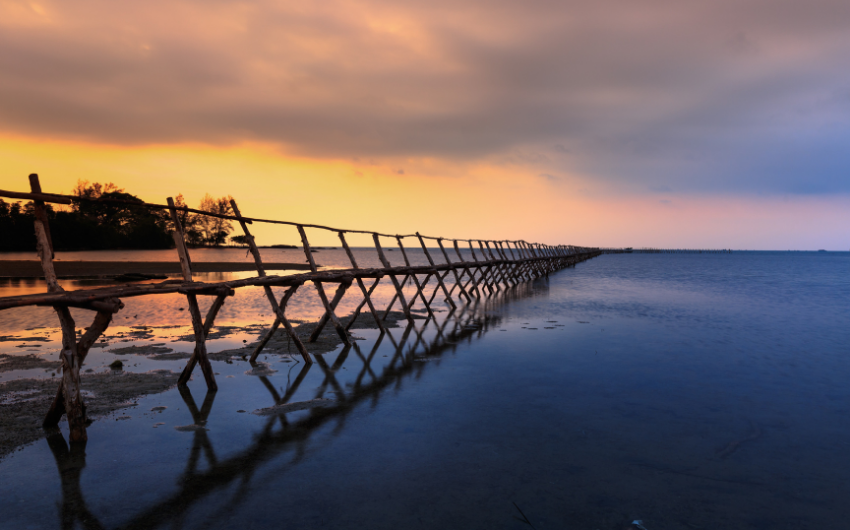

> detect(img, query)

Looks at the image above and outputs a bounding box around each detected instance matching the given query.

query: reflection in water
[44,280,548,530]
[45,432,104,530]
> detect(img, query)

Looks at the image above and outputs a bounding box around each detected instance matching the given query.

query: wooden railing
[0,174,601,441]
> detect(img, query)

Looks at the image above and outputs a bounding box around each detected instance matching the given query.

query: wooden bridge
[43,284,546,530]
[0,174,601,442]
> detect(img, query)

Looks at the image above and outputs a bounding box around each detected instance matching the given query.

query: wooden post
[296,225,351,346]
[230,199,311,363]
[416,233,457,309]
[308,279,352,341]
[467,240,493,294]
[478,240,501,292]
[484,241,509,288]
[30,175,86,441]
[494,241,516,287]
[178,289,229,385]
[345,278,382,332]
[373,233,415,324]
[453,240,481,297]
[54,306,86,441]
[43,302,122,428]
[437,239,471,302]
[167,197,217,391]
[339,231,385,332]
[29,175,60,293]
[395,236,435,319]
[496,241,519,287]
[381,273,413,320]
[251,284,310,363]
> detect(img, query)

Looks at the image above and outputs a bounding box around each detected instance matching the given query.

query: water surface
[1,252,849,529]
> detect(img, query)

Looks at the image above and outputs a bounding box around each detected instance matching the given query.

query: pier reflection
[44,279,549,530]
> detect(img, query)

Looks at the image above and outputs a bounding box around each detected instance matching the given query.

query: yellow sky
[3,134,846,249]
[2,0,850,249]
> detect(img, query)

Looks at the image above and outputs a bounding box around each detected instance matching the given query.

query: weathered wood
[252,285,309,363]
[467,241,493,295]
[345,278,382,331]
[453,240,482,298]
[179,291,229,385]
[416,233,456,309]
[168,197,217,390]
[478,241,501,292]
[3,177,600,454]
[30,176,60,292]
[0,187,72,204]
[373,233,415,324]
[395,236,434,319]
[309,279,352,341]
[170,226,193,280]
[232,200,310,362]
[230,199,265,276]
[338,232,385,332]
[43,307,118,428]
[297,225,351,346]
[54,306,86,441]
[29,175,55,260]
[438,239,471,302]
[179,293,218,391]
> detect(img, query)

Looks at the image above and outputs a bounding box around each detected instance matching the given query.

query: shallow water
[1,252,849,529]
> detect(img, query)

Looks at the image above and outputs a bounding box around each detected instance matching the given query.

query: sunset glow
[2,0,849,248]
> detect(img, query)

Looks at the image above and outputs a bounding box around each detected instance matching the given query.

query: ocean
[1,251,848,529]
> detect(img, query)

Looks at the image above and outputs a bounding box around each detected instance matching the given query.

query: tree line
[0,181,239,252]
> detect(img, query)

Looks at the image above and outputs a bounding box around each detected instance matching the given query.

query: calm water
[1,252,849,529]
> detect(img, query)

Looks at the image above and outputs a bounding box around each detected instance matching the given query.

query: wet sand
[0,311,418,460]
[0,370,181,460]
[0,260,312,278]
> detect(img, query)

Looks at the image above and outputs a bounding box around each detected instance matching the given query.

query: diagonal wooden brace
[297,225,351,346]
[309,279,352,342]
[254,284,311,363]
[178,288,231,387]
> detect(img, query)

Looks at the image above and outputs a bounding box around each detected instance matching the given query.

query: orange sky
[2,0,849,249]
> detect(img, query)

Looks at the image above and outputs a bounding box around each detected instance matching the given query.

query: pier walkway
[0,174,600,441]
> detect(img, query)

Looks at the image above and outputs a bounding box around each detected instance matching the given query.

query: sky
[1,0,849,249]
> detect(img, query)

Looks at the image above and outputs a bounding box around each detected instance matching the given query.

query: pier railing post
[168,197,217,391]
[230,200,311,363]
[29,175,85,441]
[296,225,351,346]
[437,238,472,302]
[339,231,385,333]
[373,233,415,324]
[395,236,435,318]
[416,233,457,309]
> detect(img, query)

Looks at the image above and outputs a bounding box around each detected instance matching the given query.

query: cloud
[2,0,850,194]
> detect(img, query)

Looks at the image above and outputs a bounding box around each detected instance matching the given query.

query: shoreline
[0,311,419,461]
[0,260,313,279]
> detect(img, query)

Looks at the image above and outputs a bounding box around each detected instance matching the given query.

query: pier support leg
[179,289,230,388]
[43,304,121,436]
[309,280,352,342]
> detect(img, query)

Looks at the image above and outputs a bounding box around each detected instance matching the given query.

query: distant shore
[0,260,312,279]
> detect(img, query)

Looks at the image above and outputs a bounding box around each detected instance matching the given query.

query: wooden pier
[0,174,600,441]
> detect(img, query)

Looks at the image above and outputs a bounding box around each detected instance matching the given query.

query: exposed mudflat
[0,369,180,461]
[0,310,421,461]
[0,353,60,373]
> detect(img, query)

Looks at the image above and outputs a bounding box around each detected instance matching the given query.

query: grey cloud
[2,0,850,193]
